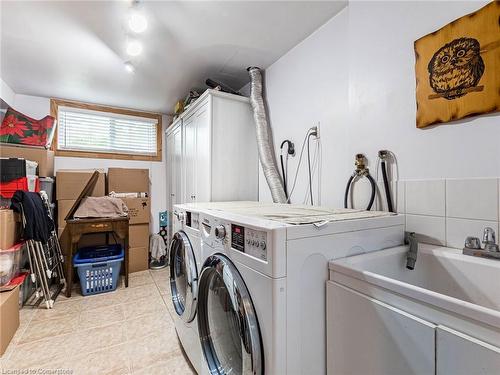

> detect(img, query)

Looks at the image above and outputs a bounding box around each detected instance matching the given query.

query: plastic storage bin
[39,177,54,202]
[0,158,38,182]
[73,244,124,296]
[0,242,24,286]
[0,176,39,198]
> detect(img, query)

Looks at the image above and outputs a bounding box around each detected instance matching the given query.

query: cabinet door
[183,115,196,203]
[166,132,174,210]
[437,326,500,375]
[194,105,210,202]
[327,282,436,375]
[172,125,182,205]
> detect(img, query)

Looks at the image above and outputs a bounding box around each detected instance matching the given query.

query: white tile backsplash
[405,180,446,216]
[446,218,499,250]
[402,177,500,249]
[406,214,446,246]
[446,178,498,221]
[397,181,405,214]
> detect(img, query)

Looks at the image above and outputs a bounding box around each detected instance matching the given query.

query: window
[51,99,162,161]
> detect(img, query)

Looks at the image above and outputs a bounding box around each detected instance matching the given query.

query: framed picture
[414,1,500,128]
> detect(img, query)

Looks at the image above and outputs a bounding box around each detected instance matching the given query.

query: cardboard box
[0,209,20,250]
[57,199,76,228]
[0,145,54,177]
[56,169,105,200]
[108,168,149,194]
[0,285,20,355]
[129,223,150,248]
[128,246,149,273]
[123,197,150,224]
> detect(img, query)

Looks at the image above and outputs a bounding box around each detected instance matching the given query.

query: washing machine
[189,202,405,375]
[169,206,204,373]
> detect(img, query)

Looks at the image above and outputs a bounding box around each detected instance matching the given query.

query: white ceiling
[0,1,346,114]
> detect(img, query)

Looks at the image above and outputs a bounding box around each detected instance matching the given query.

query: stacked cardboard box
[56,170,106,253]
[0,209,20,250]
[0,145,54,177]
[108,168,150,273]
[0,285,19,355]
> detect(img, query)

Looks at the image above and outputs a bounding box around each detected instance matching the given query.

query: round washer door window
[198,254,263,375]
[169,230,198,322]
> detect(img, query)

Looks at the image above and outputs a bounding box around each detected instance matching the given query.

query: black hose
[344,175,355,208]
[280,153,288,199]
[381,160,394,212]
[344,173,376,210]
[366,173,376,211]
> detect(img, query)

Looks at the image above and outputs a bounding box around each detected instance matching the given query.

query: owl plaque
[414,1,500,128]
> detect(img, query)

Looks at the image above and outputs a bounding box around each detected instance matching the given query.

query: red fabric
[1,107,55,148]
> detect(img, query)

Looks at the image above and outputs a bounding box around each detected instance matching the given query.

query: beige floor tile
[78,304,124,330]
[9,332,75,368]
[67,343,131,375]
[66,321,128,356]
[120,282,161,301]
[124,310,175,342]
[132,349,196,375]
[5,277,190,375]
[150,269,169,283]
[33,298,84,321]
[126,272,155,288]
[122,294,165,320]
[127,331,181,372]
[18,314,78,344]
[79,289,128,310]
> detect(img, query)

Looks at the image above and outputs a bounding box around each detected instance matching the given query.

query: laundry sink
[330,244,500,328]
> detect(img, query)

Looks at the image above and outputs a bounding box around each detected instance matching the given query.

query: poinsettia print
[0,114,28,137]
[22,134,45,145]
[0,107,55,147]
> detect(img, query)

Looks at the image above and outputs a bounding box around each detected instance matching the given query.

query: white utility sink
[330,244,500,328]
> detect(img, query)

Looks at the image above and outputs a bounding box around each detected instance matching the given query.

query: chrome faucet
[405,232,418,270]
[482,227,499,252]
[463,227,500,260]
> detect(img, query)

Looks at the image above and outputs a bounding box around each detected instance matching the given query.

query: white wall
[260,1,500,207]
[10,94,168,232]
[0,78,15,107]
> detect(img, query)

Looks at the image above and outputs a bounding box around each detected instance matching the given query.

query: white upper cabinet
[166,89,258,213]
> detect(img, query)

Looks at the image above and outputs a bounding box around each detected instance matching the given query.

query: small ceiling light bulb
[124,61,135,73]
[126,39,142,56]
[128,11,148,33]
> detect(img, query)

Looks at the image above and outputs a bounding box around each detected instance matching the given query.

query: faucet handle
[482,227,496,245]
[482,227,499,252]
[464,236,481,249]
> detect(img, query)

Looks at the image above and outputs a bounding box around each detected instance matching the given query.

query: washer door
[198,254,263,375]
[169,230,198,323]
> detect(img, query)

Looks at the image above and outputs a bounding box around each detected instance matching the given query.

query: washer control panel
[231,224,267,261]
[186,212,199,230]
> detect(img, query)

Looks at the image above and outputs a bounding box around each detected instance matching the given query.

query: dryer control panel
[231,224,267,261]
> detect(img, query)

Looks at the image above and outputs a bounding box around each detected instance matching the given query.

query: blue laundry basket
[73,244,124,296]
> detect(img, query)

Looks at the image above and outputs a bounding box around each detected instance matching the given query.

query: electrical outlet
[315,122,320,139]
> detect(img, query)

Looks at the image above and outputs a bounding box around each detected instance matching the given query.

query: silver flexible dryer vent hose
[247,67,287,203]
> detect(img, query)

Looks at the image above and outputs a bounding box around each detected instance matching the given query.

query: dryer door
[198,254,263,375]
[169,230,198,323]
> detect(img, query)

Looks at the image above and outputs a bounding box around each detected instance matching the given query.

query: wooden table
[64,216,129,297]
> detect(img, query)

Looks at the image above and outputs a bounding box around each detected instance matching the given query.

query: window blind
[57,106,158,156]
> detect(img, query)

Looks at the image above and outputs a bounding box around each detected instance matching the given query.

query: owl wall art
[414,1,500,128]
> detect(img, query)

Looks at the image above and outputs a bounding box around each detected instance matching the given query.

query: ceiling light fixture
[128,10,148,33]
[124,61,135,73]
[126,39,142,56]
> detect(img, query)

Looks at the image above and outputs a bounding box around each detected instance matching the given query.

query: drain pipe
[247,67,287,203]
